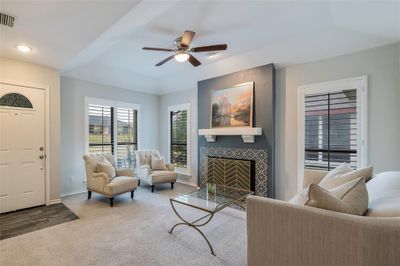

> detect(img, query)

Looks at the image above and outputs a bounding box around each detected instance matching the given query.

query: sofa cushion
[104,176,138,196]
[366,171,400,217]
[319,164,373,189]
[97,160,116,180]
[149,171,177,185]
[306,177,368,215]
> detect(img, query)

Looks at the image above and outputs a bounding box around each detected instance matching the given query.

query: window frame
[167,103,191,175]
[84,97,141,163]
[297,76,368,191]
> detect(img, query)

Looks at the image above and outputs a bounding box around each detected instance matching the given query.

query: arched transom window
[0,93,33,109]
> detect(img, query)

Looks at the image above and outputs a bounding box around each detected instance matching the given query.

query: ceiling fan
[143,30,227,67]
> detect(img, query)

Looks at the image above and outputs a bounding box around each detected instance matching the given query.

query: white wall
[158,89,198,187]
[0,57,61,201]
[275,42,400,200]
[60,77,160,196]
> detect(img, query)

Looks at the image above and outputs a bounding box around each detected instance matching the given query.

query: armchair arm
[246,196,400,266]
[92,172,110,184]
[165,163,175,171]
[88,172,110,193]
[116,168,133,177]
[137,165,152,179]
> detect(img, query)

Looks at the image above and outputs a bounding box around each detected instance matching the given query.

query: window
[117,108,138,168]
[168,104,190,172]
[304,89,358,170]
[86,98,140,169]
[299,77,367,173]
[88,104,114,153]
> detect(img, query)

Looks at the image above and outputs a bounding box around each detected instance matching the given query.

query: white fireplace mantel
[198,127,262,143]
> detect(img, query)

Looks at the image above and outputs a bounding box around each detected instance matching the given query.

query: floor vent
[0,12,15,28]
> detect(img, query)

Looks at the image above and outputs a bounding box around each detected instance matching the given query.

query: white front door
[0,83,46,213]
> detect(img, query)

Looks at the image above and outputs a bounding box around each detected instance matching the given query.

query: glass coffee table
[168,185,254,256]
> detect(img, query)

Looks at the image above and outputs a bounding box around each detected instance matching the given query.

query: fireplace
[207,157,255,192]
[200,147,270,197]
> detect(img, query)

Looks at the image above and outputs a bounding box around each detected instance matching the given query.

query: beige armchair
[134,150,177,192]
[83,153,139,207]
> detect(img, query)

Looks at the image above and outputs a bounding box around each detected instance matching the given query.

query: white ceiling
[0,0,140,68]
[1,1,399,95]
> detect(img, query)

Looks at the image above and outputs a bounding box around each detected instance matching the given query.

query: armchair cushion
[97,160,116,180]
[151,156,167,170]
[104,176,139,196]
[116,168,134,177]
[149,170,177,185]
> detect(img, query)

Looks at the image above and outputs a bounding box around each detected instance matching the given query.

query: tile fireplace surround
[199,147,270,197]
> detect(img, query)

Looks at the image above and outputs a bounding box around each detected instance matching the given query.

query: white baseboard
[61,190,87,198]
[176,180,198,188]
[49,198,62,205]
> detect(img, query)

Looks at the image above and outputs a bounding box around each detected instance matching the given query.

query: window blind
[304,89,357,170]
[88,104,114,154]
[170,110,188,167]
[117,108,138,168]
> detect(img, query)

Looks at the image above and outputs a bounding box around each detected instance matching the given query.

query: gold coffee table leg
[169,199,216,256]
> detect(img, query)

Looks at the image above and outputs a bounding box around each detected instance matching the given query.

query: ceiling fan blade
[155,55,175,66]
[143,47,174,52]
[188,55,201,67]
[181,30,195,47]
[191,44,227,52]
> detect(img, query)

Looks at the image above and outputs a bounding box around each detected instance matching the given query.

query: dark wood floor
[0,203,79,240]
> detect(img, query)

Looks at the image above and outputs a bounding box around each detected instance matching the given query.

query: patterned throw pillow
[97,159,116,180]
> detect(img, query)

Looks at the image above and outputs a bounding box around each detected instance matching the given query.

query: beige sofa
[83,153,139,207]
[134,150,177,193]
[247,171,400,266]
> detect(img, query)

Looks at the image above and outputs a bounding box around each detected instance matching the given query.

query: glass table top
[171,184,254,212]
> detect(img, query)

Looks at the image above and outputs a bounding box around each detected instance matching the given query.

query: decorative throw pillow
[151,156,167,170]
[306,177,369,215]
[289,163,352,205]
[319,164,373,190]
[139,154,151,166]
[97,159,116,180]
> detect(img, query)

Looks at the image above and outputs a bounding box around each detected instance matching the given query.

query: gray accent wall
[198,64,276,197]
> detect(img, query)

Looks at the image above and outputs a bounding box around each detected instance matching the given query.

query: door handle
[39,155,45,159]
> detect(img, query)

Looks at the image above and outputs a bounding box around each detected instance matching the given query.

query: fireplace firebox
[207,156,255,192]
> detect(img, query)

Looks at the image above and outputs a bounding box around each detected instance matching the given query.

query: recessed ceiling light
[16,45,32,53]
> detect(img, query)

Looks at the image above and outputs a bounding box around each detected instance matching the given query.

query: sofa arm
[165,163,175,171]
[116,168,133,177]
[246,196,400,266]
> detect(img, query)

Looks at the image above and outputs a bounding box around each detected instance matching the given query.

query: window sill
[174,167,191,177]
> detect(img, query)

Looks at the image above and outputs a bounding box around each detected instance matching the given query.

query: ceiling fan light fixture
[174,52,190,62]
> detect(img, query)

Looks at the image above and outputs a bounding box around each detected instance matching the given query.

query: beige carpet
[0,183,247,266]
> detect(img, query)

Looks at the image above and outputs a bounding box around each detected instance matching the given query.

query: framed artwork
[211,82,254,128]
